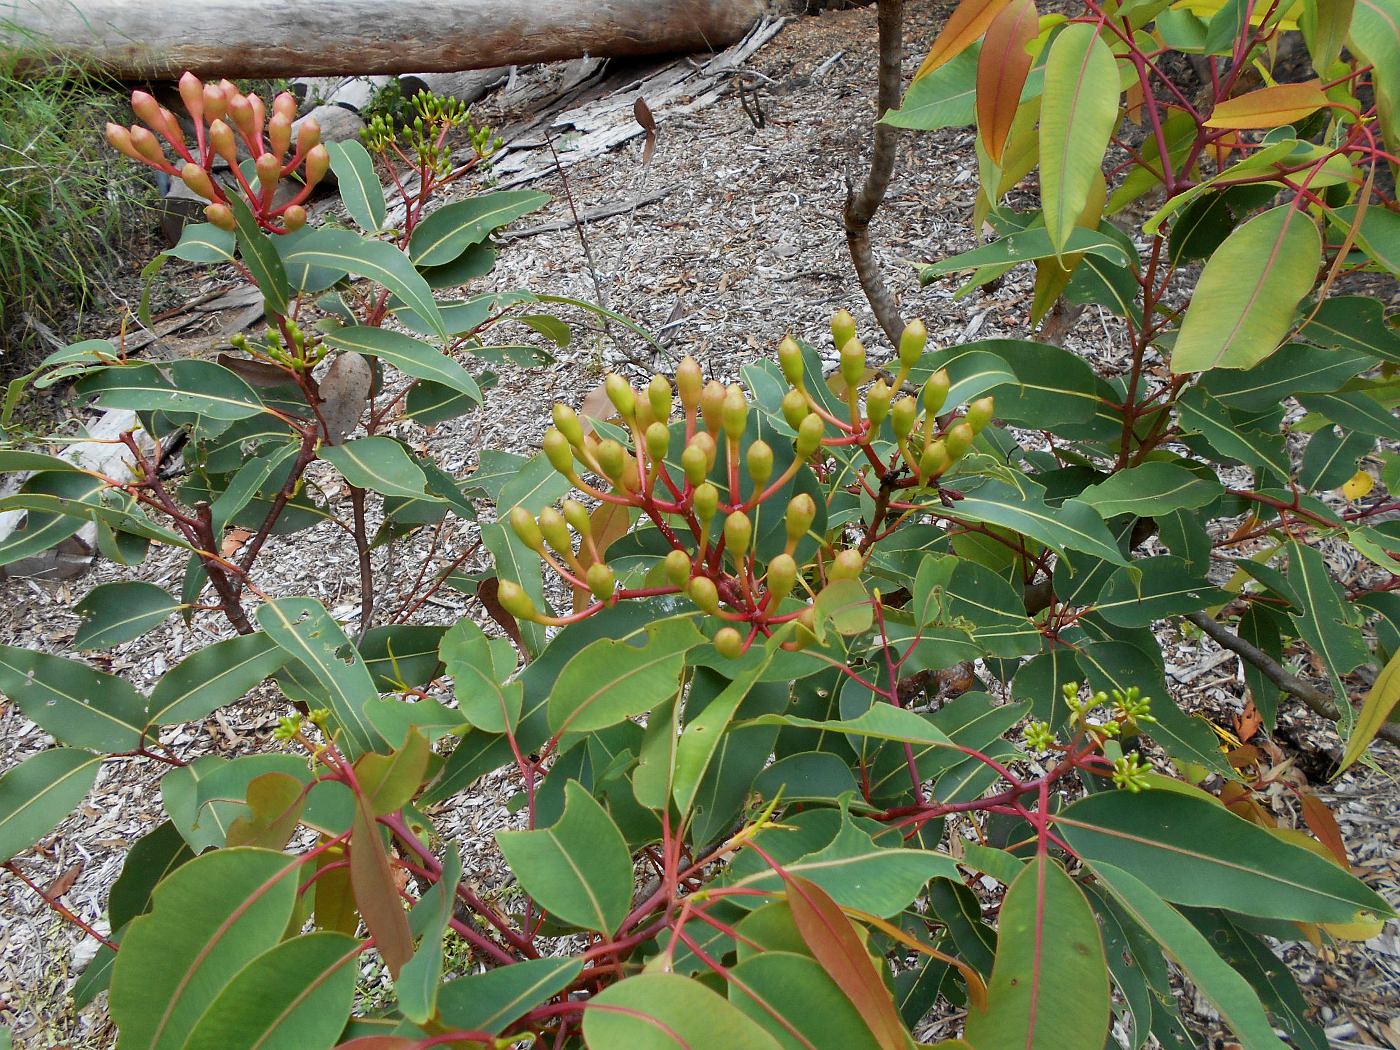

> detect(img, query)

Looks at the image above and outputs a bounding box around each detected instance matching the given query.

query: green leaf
[327,140,387,233]
[1078,462,1222,517]
[1287,539,1369,726]
[228,196,290,317]
[672,649,777,817]
[320,326,481,404]
[438,957,583,1034]
[165,222,236,264]
[921,225,1130,279]
[745,704,955,749]
[184,931,360,1050]
[1171,206,1322,373]
[1350,0,1400,147]
[546,616,704,735]
[72,581,178,650]
[1095,556,1230,627]
[884,47,980,130]
[1298,390,1400,440]
[913,340,1102,428]
[1089,863,1290,1050]
[0,748,101,862]
[1039,24,1120,252]
[1056,790,1394,924]
[0,645,146,751]
[409,190,551,267]
[1296,294,1400,362]
[1339,647,1400,771]
[75,361,268,421]
[255,598,386,758]
[1200,341,1377,411]
[281,228,444,338]
[319,437,433,500]
[1177,388,1290,482]
[1298,426,1372,491]
[728,951,884,1050]
[584,973,785,1050]
[146,634,287,727]
[397,844,460,1024]
[354,727,430,815]
[948,479,1128,566]
[964,857,1110,1050]
[496,781,633,933]
[0,472,106,566]
[480,521,547,657]
[110,847,301,1050]
[109,821,195,931]
[439,619,522,732]
[498,453,571,516]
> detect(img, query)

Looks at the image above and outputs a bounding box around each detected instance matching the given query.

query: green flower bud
[647,374,673,422]
[724,511,752,558]
[778,335,804,387]
[538,506,570,553]
[747,440,774,489]
[714,627,745,659]
[605,373,636,419]
[682,431,715,485]
[919,441,950,480]
[966,395,996,433]
[891,396,917,440]
[689,575,720,614]
[552,403,585,447]
[664,549,692,588]
[831,309,857,350]
[828,548,864,581]
[586,562,616,601]
[923,369,950,416]
[700,380,726,433]
[721,385,749,441]
[781,388,809,429]
[676,356,703,411]
[693,482,720,527]
[595,439,628,483]
[645,422,670,462]
[866,379,892,426]
[766,553,797,604]
[795,412,825,459]
[786,494,816,543]
[497,580,540,622]
[509,506,544,552]
[562,498,592,538]
[945,421,976,459]
[899,318,928,370]
[543,428,574,475]
[839,337,866,388]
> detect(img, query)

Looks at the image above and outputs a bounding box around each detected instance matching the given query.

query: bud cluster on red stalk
[503,312,996,658]
[104,71,325,235]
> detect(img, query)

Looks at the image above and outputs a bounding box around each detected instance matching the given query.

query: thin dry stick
[844,0,907,346]
[1186,611,1400,745]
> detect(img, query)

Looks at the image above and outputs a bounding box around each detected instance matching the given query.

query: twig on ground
[498,185,675,241]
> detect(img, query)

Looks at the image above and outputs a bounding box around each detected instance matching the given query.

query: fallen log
[1,0,767,80]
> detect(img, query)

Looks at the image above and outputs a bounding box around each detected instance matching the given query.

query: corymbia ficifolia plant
[1,0,1399,1044]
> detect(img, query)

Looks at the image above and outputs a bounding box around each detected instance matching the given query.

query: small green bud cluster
[1112,753,1151,792]
[1064,682,1155,738]
[106,72,326,234]
[231,318,323,370]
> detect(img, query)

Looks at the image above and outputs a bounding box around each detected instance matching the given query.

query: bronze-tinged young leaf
[914,0,1015,80]
[785,875,906,1050]
[350,797,413,977]
[1171,206,1322,373]
[1204,81,1329,128]
[963,856,1110,1050]
[976,0,1039,165]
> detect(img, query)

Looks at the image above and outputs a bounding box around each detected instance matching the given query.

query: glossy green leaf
[498,453,571,516]
[320,326,482,404]
[438,957,583,1034]
[496,781,633,933]
[110,847,301,1050]
[409,190,551,267]
[1077,462,1222,517]
[584,973,785,1050]
[1095,556,1230,627]
[145,633,287,727]
[672,648,776,816]
[354,727,430,815]
[72,581,178,650]
[947,479,1127,565]
[327,140,387,233]
[1200,341,1376,411]
[228,196,290,316]
[0,748,101,862]
[1171,206,1322,373]
[1177,388,1290,482]
[440,618,522,733]
[397,843,461,1024]
[729,951,883,1050]
[0,645,146,751]
[1295,294,1400,362]
[75,361,268,421]
[1039,25,1119,252]
[480,521,547,658]
[0,472,106,566]
[319,437,433,500]
[281,228,444,338]
[964,857,1110,1050]
[1287,539,1369,726]
[108,821,195,931]
[166,222,236,264]
[1056,790,1394,924]
[883,48,980,130]
[1298,426,1372,491]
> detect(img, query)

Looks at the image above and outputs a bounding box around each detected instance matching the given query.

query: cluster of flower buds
[497,311,996,657]
[362,91,502,180]
[105,72,329,234]
[230,318,322,370]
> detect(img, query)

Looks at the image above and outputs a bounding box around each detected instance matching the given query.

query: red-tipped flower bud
[304,144,330,189]
[268,112,292,160]
[586,562,616,601]
[105,123,141,162]
[227,92,255,139]
[676,356,703,411]
[689,576,720,614]
[831,309,857,350]
[208,119,238,166]
[203,84,227,121]
[178,73,205,123]
[180,161,217,201]
[273,91,298,123]
[296,117,322,156]
[899,317,928,370]
[254,152,281,190]
[129,124,166,165]
[281,204,307,232]
[714,627,744,659]
[778,335,804,387]
[795,412,824,460]
[247,92,267,140]
[131,90,162,129]
[204,204,235,231]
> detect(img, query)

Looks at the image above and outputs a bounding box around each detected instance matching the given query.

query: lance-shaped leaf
[0,471,106,566]
[945,479,1128,565]
[438,957,583,1034]
[0,748,102,862]
[1339,647,1400,772]
[1089,863,1290,1050]
[496,780,633,933]
[75,360,268,421]
[319,437,434,500]
[109,847,301,1050]
[440,618,523,733]
[0,645,146,752]
[915,0,1015,80]
[584,973,785,1050]
[1172,206,1322,373]
[350,793,413,977]
[228,196,290,316]
[145,633,287,727]
[1205,80,1329,128]
[672,647,777,816]
[255,598,385,758]
[166,222,236,264]
[977,0,1039,164]
[1055,790,1394,925]
[1287,539,1369,726]
[886,48,980,130]
[72,581,178,650]
[1176,388,1290,482]
[280,228,444,338]
[397,843,461,1024]
[964,856,1110,1050]
[1095,556,1230,627]
[408,190,551,267]
[1039,24,1120,253]
[728,951,885,1050]
[1078,462,1222,517]
[327,140,387,233]
[320,326,482,405]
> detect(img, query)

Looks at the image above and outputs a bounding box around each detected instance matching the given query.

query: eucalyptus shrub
[0,0,1399,1044]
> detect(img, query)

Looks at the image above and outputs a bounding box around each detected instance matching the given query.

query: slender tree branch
[1186,611,1400,745]
[844,0,907,346]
